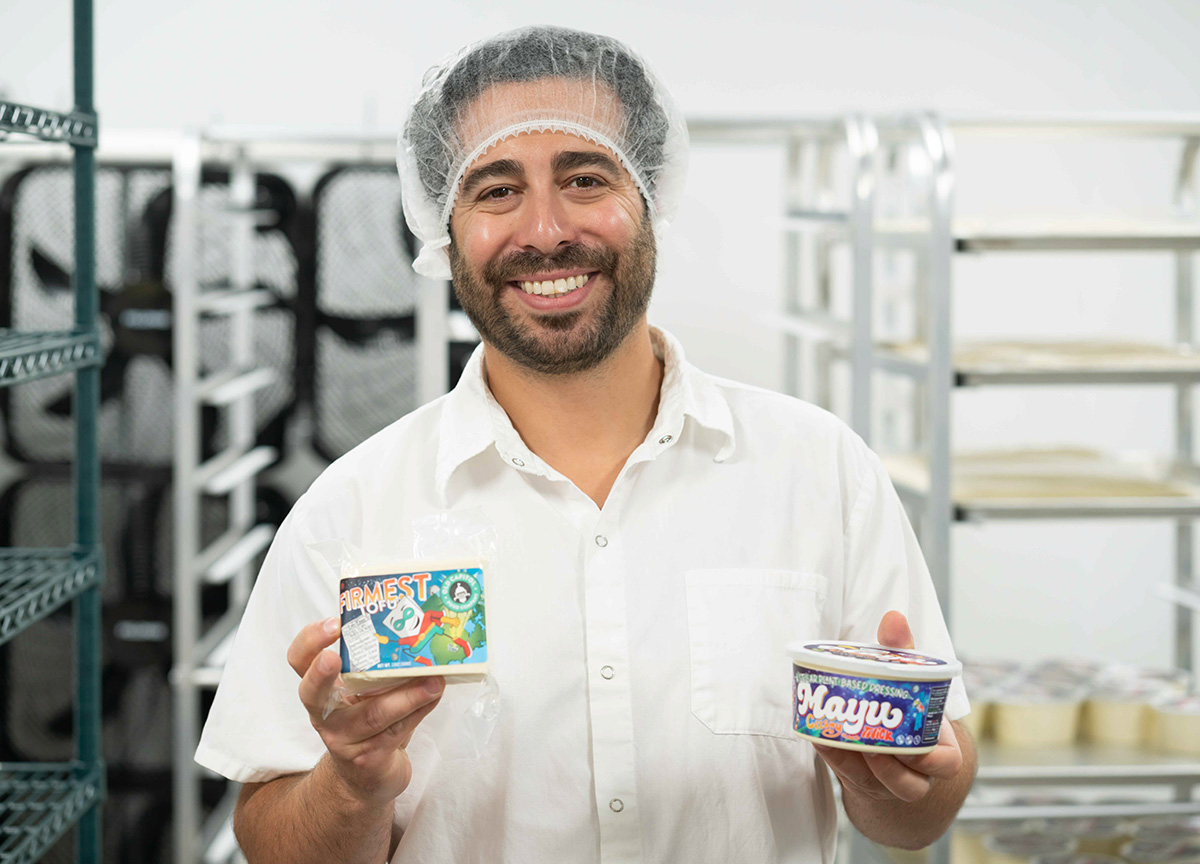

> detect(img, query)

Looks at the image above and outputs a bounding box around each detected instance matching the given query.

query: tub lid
[788,640,962,681]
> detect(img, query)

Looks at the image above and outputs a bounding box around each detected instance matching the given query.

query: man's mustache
[483,244,618,287]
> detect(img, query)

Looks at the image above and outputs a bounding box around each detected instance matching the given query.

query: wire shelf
[878,339,1200,386]
[883,448,1200,520]
[0,549,102,647]
[876,215,1200,252]
[976,742,1200,785]
[0,332,103,389]
[0,102,97,148]
[0,763,103,864]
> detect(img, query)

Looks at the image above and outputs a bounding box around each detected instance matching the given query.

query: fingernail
[424,677,444,696]
[322,616,340,636]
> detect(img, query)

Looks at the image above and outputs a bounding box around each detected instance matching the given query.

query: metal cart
[167,130,453,864]
[787,113,1200,863]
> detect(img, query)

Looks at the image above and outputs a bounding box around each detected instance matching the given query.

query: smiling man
[196,26,975,864]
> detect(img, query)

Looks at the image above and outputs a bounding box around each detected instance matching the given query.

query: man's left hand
[812,611,964,803]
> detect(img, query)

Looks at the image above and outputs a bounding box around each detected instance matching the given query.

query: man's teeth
[519,273,590,295]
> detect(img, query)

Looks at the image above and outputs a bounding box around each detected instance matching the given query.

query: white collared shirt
[196,327,969,864]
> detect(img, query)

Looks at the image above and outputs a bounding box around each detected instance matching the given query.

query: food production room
[3,1,1200,863]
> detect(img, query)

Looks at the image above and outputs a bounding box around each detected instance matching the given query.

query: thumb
[877,610,914,650]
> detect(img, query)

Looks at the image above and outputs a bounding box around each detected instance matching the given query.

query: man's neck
[482,322,664,508]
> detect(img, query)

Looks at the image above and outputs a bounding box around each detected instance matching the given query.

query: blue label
[338,567,488,674]
[793,665,949,749]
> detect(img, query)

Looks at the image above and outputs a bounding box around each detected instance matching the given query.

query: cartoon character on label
[372,586,477,667]
[374,595,443,667]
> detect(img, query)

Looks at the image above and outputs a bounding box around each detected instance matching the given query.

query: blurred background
[3,1,1200,862]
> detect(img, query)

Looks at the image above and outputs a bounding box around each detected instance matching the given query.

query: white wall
[5,0,1200,669]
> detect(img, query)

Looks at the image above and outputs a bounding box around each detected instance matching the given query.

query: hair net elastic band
[440,119,660,231]
[408,120,665,279]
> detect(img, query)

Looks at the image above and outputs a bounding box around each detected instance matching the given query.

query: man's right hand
[287,617,444,808]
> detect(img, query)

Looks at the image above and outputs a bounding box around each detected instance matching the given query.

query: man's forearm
[234,755,396,864]
[842,722,978,851]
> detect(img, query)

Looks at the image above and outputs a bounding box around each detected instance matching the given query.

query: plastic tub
[1151,696,1200,756]
[984,830,1075,864]
[1121,837,1200,863]
[788,641,960,754]
[1134,815,1200,841]
[992,686,1085,748]
[1083,666,1181,747]
[1081,696,1152,747]
[1041,817,1129,857]
[954,820,1030,864]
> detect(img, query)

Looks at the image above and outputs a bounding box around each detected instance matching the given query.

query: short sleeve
[838,441,971,723]
[194,497,339,782]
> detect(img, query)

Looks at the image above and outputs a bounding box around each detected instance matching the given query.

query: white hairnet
[397,25,689,279]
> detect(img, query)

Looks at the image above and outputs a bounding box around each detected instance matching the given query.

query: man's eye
[483,187,513,200]
[570,176,601,189]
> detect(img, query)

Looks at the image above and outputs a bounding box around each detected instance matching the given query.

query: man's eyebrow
[552,150,623,177]
[460,158,525,198]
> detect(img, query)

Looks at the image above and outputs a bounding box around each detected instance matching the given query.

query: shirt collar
[434,326,736,504]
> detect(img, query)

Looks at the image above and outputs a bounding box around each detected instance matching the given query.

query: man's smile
[510,270,597,296]
[507,272,599,311]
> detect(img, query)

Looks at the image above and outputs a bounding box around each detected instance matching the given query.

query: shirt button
[511,457,525,467]
[594,535,608,548]
[659,434,673,444]
[600,665,614,680]
[609,798,624,813]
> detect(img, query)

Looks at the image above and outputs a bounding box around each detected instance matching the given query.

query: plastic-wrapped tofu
[338,557,488,693]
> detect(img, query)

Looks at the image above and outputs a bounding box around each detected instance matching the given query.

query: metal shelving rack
[170,135,281,864]
[165,130,455,864]
[0,0,105,861]
[765,113,1200,863]
[867,115,1200,651]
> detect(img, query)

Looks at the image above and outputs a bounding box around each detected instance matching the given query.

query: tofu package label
[338,561,488,678]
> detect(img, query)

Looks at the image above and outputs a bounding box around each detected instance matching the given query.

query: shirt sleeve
[838,439,971,723]
[195,496,340,783]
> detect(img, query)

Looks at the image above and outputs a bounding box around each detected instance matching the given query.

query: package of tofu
[337,558,489,693]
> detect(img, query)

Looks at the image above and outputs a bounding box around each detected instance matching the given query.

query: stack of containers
[1041,817,1130,857]
[984,830,1077,863]
[953,819,1028,864]
[1121,815,1200,862]
[949,801,1200,862]
[961,659,1191,751]
[991,661,1096,748]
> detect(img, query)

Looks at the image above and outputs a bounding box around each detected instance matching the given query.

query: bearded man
[197,25,975,864]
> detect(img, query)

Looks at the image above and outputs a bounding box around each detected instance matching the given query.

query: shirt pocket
[685,568,828,739]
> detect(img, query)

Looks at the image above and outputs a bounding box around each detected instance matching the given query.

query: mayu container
[788,640,961,754]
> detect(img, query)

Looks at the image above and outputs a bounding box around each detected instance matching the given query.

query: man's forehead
[465,131,625,176]
[456,76,624,137]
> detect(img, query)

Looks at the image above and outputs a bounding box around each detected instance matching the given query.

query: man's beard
[448,215,656,376]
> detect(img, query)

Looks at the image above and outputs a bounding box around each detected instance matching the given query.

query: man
[197,25,975,863]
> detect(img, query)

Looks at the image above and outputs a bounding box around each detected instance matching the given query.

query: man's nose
[512,188,577,256]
